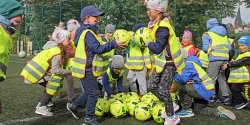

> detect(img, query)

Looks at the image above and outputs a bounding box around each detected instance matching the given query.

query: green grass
[0,55,250,125]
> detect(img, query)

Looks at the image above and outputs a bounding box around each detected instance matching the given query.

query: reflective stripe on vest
[228,52,250,84]
[107,67,124,84]
[197,50,209,68]
[149,19,185,73]
[20,46,61,83]
[188,61,214,90]
[206,32,229,59]
[92,35,114,76]
[72,30,90,78]
[46,74,63,95]
[125,44,152,70]
[0,24,12,81]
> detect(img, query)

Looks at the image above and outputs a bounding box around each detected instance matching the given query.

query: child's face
[59,22,65,27]
[62,36,71,47]
[105,33,113,39]
[182,38,192,45]
[85,16,100,25]
[114,68,122,74]
[146,8,160,22]
[10,14,24,27]
[239,44,249,53]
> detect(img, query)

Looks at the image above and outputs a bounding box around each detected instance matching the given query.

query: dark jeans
[231,83,250,105]
[38,82,53,106]
[73,72,99,119]
[148,64,175,117]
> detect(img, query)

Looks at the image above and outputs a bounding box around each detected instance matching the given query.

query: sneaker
[83,118,100,125]
[35,106,53,116]
[235,102,250,110]
[221,97,231,105]
[217,106,236,120]
[36,102,51,111]
[47,101,54,107]
[67,103,80,119]
[164,115,180,125]
[176,109,194,118]
[207,99,216,107]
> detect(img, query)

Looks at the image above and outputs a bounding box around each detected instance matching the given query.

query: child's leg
[65,75,75,101]
[217,68,231,98]
[159,65,175,117]
[81,74,99,119]
[243,83,250,102]
[127,70,138,93]
[231,84,246,104]
[178,85,193,109]
[147,69,161,95]
[135,67,147,95]
[40,92,53,106]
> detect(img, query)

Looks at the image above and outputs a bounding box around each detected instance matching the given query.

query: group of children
[1,0,250,125]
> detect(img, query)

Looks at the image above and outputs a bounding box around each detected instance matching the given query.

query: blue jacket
[74,24,118,72]
[174,56,214,101]
[202,25,230,61]
[0,15,13,34]
[102,61,123,96]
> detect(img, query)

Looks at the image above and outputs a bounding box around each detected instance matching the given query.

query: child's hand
[145,40,151,47]
[222,64,228,70]
[115,37,126,49]
[110,94,115,98]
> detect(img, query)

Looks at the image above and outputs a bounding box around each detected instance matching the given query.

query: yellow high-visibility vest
[206,32,229,59]
[125,43,151,70]
[46,73,63,95]
[107,67,124,84]
[188,61,215,90]
[0,24,13,82]
[184,45,194,54]
[197,50,209,68]
[228,52,250,84]
[149,19,185,73]
[72,29,114,78]
[20,46,61,83]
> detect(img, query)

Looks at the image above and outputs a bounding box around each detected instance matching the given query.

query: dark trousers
[148,64,175,117]
[231,83,250,105]
[73,72,99,119]
[38,82,52,106]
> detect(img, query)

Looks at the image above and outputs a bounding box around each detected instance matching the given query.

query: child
[0,0,24,113]
[54,21,65,31]
[102,55,125,98]
[21,29,72,116]
[144,0,185,124]
[126,23,152,96]
[223,36,250,109]
[181,30,196,56]
[64,19,80,105]
[174,56,236,120]
[67,5,125,125]
[102,24,115,42]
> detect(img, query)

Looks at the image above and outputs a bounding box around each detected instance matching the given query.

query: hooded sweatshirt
[202,25,230,61]
[174,56,215,101]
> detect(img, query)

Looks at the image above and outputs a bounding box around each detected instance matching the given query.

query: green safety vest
[197,50,209,68]
[149,19,185,73]
[107,67,124,84]
[125,43,152,70]
[20,46,63,95]
[206,32,229,59]
[0,24,13,82]
[72,29,114,78]
[228,52,250,84]
[188,61,214,90]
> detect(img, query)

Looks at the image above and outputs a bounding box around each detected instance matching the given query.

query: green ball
[152,103,165,123]
[96,98,110,113]
[95,105,104,117]
[134,102,151,121]
[110,100,127,118]
[126,97,141,116]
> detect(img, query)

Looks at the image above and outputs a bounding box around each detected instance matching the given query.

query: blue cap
[206,18,218,30]
[80,5,105,21]
[238,36,250,47]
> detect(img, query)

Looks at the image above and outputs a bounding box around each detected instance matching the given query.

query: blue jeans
[73,72,99,119]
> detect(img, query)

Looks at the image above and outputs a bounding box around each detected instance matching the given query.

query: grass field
[0,55,250,125]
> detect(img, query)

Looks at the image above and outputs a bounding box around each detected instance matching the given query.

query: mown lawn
[0,55,250,125]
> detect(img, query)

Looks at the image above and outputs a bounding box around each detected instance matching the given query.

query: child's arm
[85,32,118,54]
[147,28,169,54]
[202,34,211,53]
[51,55,70,75]
[228,57,250,68]
[102,73,114,96]
[116,76,124,93]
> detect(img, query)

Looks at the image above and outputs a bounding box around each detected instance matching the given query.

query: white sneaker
[47,101,54,107]
[161,102,180,119]
[164,115,180,125]
[36,102,51,111]
[35,106,53,116]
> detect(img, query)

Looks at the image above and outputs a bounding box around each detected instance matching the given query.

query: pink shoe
[164,115,180,125]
